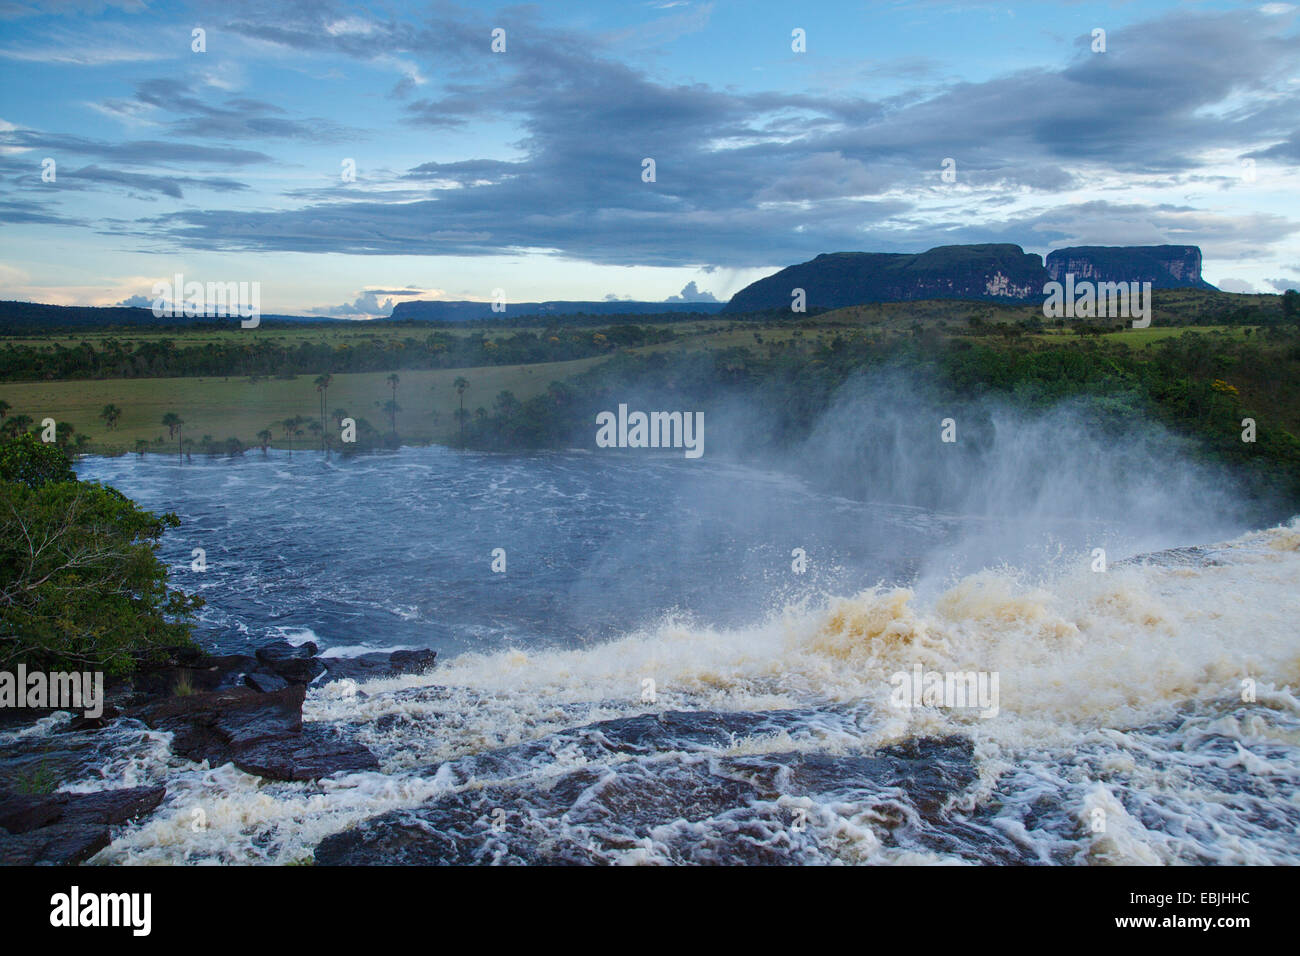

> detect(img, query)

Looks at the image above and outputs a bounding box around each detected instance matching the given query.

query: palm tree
[377,399,401,434]
[2,413,32,439]
[99,403,122,430]
[256,428,272,454]
[162,412,182,439]
[314,374,332,453]
[386,373,400,434]
[333,407,348,428]
[454,376,469,447]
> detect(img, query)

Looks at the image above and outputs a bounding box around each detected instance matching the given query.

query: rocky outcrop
[320,648,438,683]
[131,684,379,782]
[1045,245,1215,289]
[255,640,326,684]
[0,786,165,865]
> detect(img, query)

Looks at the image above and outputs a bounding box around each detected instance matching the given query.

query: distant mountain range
[0,301,345,331]
[0,244,1227,330]
[389,299,725,321]
[721,244,1215,313]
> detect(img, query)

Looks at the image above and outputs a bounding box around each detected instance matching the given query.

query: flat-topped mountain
[722,244,1047,313]
[1045,246,1216,289]
[722,243,1216,312]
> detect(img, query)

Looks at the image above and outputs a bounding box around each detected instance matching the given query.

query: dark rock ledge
[0,786,165,865]
[0,642,435,864]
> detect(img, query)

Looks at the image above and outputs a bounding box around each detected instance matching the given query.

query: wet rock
[0,786,166,866]
[57,786,167,827]
[0,785,166,835]
[321,648,437,683]
[721,738,976,818]
[244,671,289,694]
[0,823,111,866]
[133,684,376,782]
[255,641,325,684]
[0,794,63,834]
[134,685,305,764]
[110,653,262,706]
[233,725,380,781]
[64,705,120,733]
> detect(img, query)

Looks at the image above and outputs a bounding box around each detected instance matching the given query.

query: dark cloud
[0,127,271,165]
[125,78,360,142]
[1248,131,1300,162]
[12,4,1300,271]
[66,164,249,198]
[0,197,86,226]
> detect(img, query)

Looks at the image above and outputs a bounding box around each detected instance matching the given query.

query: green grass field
[0,356,610,453]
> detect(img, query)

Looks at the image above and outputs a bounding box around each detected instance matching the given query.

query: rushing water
[11,446,1297,864]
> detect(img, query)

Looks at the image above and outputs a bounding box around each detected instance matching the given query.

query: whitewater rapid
[17,518,1294,865]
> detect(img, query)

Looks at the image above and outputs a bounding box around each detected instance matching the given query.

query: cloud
[0,44,163,65]
[306,290,398,318]
[7,4,1300,276]
[1216,278,1258,293]
[124,78,360,142]
[124,6,1299,269]
[0,197,86,226]
[0,126,271,165]
[664,281,718,302]
[1264,277,1300,291]
[64,164,249,198]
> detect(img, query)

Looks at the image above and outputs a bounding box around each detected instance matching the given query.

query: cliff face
[1044,246,1215,289]
[722,243,1217,312]
[721,244,1049,313]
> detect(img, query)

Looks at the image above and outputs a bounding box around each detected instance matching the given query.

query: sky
[1,0,1298,317]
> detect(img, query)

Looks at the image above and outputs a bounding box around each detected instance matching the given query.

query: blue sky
[1,0,1298,316]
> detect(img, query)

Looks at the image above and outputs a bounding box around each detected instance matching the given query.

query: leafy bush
[0,435,201,674]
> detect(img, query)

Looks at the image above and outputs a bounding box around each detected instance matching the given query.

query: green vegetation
[0,434,201,675]
[464,321,1300,511]
[0,323,676,382]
